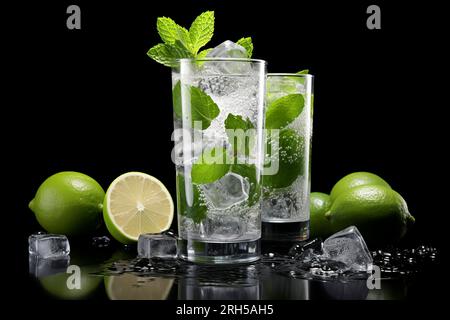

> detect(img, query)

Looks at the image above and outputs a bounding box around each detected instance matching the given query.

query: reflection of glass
[262,74,314,242]
[29,254,70,278]
[309,280,369,300]
[260,274,309,300]
[178,264,260,299]
[172,58,267,264]
[105,274,174,300]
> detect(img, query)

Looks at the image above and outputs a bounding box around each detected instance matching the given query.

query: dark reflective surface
[27,239,439,300]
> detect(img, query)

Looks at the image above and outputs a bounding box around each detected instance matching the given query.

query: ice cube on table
[201,172,250,209]
[323,226,373,272]
[29,233,70,258]
[29,254,70,278]
[138,233,177,259]
[206,40,251,74]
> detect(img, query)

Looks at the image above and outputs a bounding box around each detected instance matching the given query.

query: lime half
[103,172,174,244]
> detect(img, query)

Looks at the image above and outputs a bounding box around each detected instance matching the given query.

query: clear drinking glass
[262,73,314,241]
[172,58,267,263]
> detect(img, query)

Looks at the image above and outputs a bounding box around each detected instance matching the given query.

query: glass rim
[268,73,314,79]
[179,57,267,64]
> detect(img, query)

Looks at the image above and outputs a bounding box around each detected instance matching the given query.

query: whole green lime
[330,172,391,202]
[263,128,304,189]
[309,192,333,238]
[29,172,105,236]
[325,185,415,246]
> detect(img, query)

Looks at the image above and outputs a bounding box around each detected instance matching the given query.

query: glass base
[177,239,261,264]
[262,220,309,242]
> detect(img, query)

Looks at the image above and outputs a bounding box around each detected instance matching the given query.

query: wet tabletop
[26,237,439,301]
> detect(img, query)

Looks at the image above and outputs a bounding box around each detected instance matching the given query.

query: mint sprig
[148,11,254,66]
[236,37,253,58]
[148,11,215,67]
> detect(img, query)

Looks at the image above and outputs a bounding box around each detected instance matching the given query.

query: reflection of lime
[309,192,333,238]
[330,172,391,202]
[326,185,415,246]
[103,172,174,244]
[263,129,304,189]
[29,172,104,236]
[39,268,102,300]
[105,274,174,300]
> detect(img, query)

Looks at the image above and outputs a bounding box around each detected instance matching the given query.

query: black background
[4,0,448,312]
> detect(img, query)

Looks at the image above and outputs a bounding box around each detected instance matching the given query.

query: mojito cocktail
[262,73,313,241]
[172,58,266,263]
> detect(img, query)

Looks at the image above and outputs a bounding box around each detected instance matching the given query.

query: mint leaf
[157,17,181,44]
[176,174,207,223]
[172,82,220,128]
[189,11,215,53]
[265,94,305,129]
[264,128,304,188]
[191,147,231,184]
[224,114,255,156]
[176,27,194,54]
[190,86,220,129]
[172,81,182,117]
[147,42,193,67]
[292,69,309,85]
[224,114,254,131]
[236,37,253,58]
[197,48,212,59]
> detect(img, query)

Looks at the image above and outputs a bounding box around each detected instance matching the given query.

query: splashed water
[96,244,439,284]
[371,245,438,276]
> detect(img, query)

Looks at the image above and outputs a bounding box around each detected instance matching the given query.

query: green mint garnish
[147,42,193,67]
[236,37,254,58]
[191,147,231,184]
[265,94,305,129]
[297,69,309,74]
[172,81,220,129]
[196,48,212,59]
[176,174,207,223]
[224,114,255,156]
[189,11,215,53]
[291,69,309,85]
[148,11,215,66]
[148,11,254,66]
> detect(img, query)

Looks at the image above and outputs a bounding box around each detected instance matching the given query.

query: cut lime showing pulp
[103,172,174,244]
